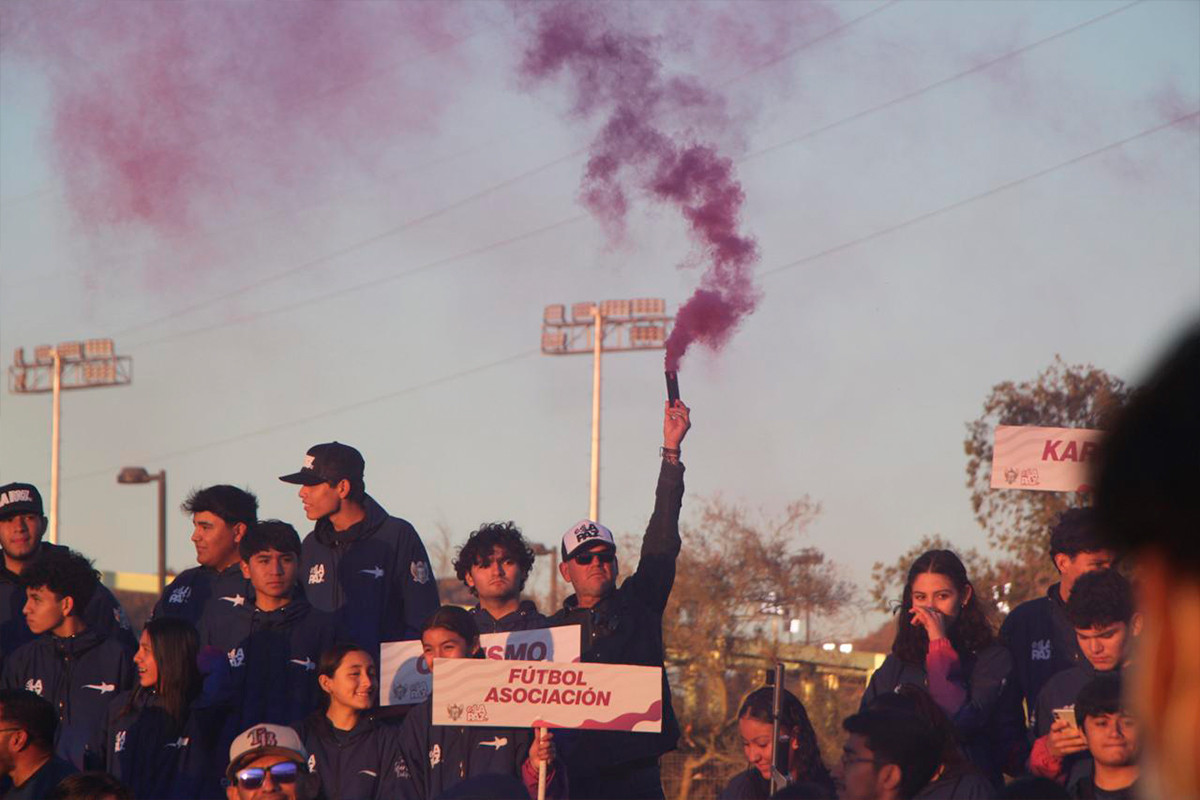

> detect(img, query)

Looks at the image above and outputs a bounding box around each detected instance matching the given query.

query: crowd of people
[0,323,1195,800]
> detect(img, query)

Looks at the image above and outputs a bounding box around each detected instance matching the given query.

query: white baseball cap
[560,519,616,561]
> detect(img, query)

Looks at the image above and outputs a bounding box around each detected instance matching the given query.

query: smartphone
[665,371,680,404]
[1052,706,1078,730]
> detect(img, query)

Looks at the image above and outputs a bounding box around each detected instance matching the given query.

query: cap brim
[278,471,325,486]
[564,541,617,561]
[0,505,41,520]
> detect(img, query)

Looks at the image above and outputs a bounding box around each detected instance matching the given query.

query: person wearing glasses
[833,710,941,800]
[0,689,77,799]
[225,724,318,800]
[546,399,691,800]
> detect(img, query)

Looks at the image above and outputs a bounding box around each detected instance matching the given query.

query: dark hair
[866,684,965,772]
[1074,674,1124,727]
[0,688,56,749]
[842,710,941,800]
[1067,569,1134,629]
[20,548,100,615]
[453,522,536,596]
[737,687,832,791]
[133,617,202,726]
[180,484,258,527]
[315,643,374,713]
[1095,323,1199,576]
[1049,507,1107,561]
[47,771,133,800]
[892,550,995,664]
[332,474,366,505]
[420,605,481,648]
[239,519,301,560]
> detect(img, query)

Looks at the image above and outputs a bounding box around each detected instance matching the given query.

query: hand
[1045,720,1088,760]
[663,401,691,449]
[528,727,555,766]
[909,606,949,641]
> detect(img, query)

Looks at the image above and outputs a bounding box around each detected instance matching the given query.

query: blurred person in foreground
[719,685,834,799]
[1093,321,1200,800]
[45,772,132,800]
[834,709,941,800]
[224,724,318,800]
[0,689,76,799]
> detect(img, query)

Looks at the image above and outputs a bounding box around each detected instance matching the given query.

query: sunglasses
[236,761,301,789]
[573,551,615,565]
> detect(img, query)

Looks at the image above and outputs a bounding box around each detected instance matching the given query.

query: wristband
[660,446,681,460]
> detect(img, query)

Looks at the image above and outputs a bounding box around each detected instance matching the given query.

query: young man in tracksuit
[152,484,258,628]
[198,521,339,731]
[1000,509,1116,729]
[0,549,134,771]
[279,442,440,656]
[0,483,135,662]
[1028,569,1138,792]
[547,399,691,800]
[454,521,547,634]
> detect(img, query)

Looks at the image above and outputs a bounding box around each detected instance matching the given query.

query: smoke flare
[518,2,761,370]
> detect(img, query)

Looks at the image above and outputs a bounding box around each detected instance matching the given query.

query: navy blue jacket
[396,696,564,800]
[296,712,410,800]
[861,643,1017,786]
[1,755,76,800]
[547,460,685,784]
[0,544,136,660]
[470,601,547,635]
[104,688,232,800]
[1000,583,1083,719]
[1,629,134,771]
[151,562,254,628]
[300,495,439,657]
[1030,663,1119,792]
[197,597,339,731]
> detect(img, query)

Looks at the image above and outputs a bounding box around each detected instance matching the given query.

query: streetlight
[8,339,132,543]
[540,299,673,521]
[117,467,167,594]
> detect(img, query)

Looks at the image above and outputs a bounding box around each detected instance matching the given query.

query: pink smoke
[0,1,462,237]
[517,2,761,370]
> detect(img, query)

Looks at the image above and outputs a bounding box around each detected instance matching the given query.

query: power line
[61,348,541,484]
[761,110,1199,277]
[104,0,1141,346]
[70,109,1199,484]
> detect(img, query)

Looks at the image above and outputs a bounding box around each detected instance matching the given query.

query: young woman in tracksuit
[104,617,231,800]
[719,686,834,799]
[861,549,1020,788]
[295,643,409,800]
[397,606,564,800]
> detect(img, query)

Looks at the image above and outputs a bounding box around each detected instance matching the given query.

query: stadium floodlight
[9,339,133,544]
[117,467,167,594]
[539,298,673,521]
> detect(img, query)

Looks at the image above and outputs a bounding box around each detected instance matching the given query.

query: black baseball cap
[0,483,44,519]
[278,442,365,486]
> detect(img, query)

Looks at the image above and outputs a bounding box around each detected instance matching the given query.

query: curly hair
[1067,569,1133,629]
[738,686,833,792]
[21,548,100,614]
[453,522,536,597]
[892,549,996,665]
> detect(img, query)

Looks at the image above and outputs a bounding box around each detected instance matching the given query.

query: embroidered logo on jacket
[228,648,245,668]
[84,682,116,694]
[360,566,384,579]
[114,731,127,752]
[308,754,317,773]
[169,586,192,605]
[308,564,326,585]
[394,757,410,779]
[358,770,378,778]
[429,744,441,768]
[289,657,316,671]
[478,736,508,750]
[220,594,246,607]
[410,561,430,584]
[166,737,190,749]
[1031,639,1052,661]
[25,679,43,696]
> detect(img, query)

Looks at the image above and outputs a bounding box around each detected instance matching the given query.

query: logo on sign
[1004,467,1018,485]
[447,704,463,721]
[467,704,489,722]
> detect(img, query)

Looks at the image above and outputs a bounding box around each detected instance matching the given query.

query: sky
[1,0,1197,638]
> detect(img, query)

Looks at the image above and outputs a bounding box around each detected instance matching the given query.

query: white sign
[380,625,581,706]
[990,425,1104,493]
[432,659,663,732]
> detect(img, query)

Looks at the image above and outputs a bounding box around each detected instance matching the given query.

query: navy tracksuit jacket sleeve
[396,703,429,800]
[394,532,440,641]
[623,460,685,614]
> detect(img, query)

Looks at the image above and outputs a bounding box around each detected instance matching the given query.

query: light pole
[541,299,673,522]
[529,543,560,610]
[117,467,167,594]
[8,339,132,544]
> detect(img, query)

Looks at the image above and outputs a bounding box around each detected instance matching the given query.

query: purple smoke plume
[517,2,761,370]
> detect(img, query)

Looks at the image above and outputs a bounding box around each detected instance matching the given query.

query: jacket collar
[313,494,388,547]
